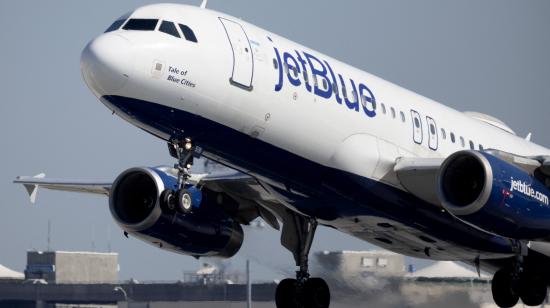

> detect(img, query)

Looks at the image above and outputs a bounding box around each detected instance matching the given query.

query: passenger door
[219,18,254,91]
[426,116,438,151]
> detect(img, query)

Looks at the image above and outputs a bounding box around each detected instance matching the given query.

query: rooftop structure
[0,264,24,281]
[315,250,406,278]
[25,251,118,284]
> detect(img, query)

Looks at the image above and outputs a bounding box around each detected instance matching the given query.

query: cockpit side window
[123,19,159,31]
[159,21,180,38]
[178,24,198,43]
[105,19,127,33]
[105,12,132,33]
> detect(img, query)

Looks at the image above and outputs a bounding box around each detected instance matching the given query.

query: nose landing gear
[161,139,199,214]
[275,212,331,308]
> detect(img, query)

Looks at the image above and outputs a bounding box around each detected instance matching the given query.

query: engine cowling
[109,167,243,258]
[438,150,550,240]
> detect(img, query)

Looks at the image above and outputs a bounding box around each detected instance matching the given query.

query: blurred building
[25,251,118,284]
[183,262,243,285]
[315,250,405,277]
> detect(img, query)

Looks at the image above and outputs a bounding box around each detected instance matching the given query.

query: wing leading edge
[14,174,112,203]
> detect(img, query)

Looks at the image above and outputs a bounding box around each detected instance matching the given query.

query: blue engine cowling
[109,167,243,258]
[438,150,550,240]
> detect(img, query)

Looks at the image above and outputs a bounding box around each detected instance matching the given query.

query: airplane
[13,2,550,308]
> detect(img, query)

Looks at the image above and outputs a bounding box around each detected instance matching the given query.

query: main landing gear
[160,138,198,214]
[491,242,548,307]
[276,213,331,308]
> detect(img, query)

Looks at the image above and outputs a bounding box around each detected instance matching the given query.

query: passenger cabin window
[469,140,475,150]
[381,104,387,114]
[105,19,127,33]
[390,107,396,119]
[123,19,159,31]
[400,111,405,122]
[479,144,484,151]
[179,24,198,42]
[460,137,465,147]
[159,21,180,38]
[441,128,447,140]
[273,58,278,70]
[450,133,456,143]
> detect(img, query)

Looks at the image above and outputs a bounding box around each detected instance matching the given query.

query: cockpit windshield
[123,19,159,31]
[104,15,198,44]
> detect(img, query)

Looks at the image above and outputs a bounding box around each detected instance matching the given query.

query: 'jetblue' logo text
[510,178,549,205]
[273,47,376,119]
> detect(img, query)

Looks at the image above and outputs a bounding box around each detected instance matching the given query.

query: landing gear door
[219,18,254,91]
[426,116,438,151]
[411,110,423,145]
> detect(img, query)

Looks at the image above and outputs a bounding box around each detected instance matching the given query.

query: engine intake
[438,151,492,215]
[109,167,243,258]
[438,151,550,240]
[110,168,162,229]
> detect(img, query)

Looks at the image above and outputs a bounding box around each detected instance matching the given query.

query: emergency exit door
[411,110,423,145]
[219,18,254,91]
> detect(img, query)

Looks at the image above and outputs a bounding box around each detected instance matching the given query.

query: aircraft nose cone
[81,34,134,96]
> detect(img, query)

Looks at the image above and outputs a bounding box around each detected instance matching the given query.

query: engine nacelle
[438,151,550,240]
[109,167,243,258]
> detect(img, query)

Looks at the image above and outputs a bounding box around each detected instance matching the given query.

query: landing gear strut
[276,211,330,308]
[491,241,548,307]
[161,139,198,214]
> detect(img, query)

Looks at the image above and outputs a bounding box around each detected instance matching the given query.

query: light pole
[246,260,252,308]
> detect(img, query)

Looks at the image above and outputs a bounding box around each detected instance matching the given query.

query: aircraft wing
[12,169,240,204]
[394,150,550,207]
[14,167,282,229]
[394,157,444,206]
[13,174,111,203]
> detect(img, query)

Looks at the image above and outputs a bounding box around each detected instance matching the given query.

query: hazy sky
[1,0,549,281]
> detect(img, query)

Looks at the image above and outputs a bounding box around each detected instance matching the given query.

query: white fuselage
[80,3,550,260]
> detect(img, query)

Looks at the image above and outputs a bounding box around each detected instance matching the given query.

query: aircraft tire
[160,189,176,213]
[492,268,519,308]
[302,277,331,308]
[176,189,193,213]
[520,273,547,306]
[275,278,300,308]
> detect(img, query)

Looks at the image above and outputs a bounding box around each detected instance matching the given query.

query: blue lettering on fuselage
[273,47,376,118]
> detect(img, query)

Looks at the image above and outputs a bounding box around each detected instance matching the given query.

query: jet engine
[438,150,550,240]
[109,167,243,258]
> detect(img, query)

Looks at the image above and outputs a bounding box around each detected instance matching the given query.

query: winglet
[17,173,45,204]
[526,132,532,142]
[200,0,208,9]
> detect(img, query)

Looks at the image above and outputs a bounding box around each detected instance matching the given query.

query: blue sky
[1,0,549,281]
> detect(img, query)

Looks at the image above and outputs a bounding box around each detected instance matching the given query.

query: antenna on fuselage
[200,0,208,9]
